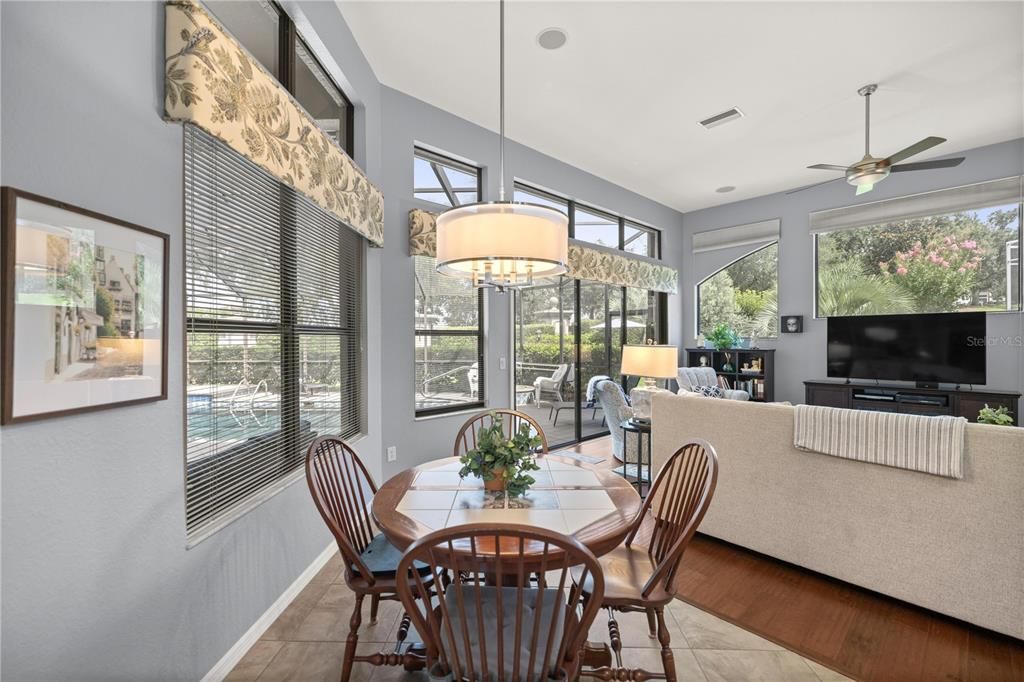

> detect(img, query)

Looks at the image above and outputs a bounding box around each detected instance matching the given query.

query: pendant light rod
[498,0,506,201]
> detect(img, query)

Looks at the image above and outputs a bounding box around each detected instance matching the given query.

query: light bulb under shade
[435,202,569,286]
[620,344,679,380]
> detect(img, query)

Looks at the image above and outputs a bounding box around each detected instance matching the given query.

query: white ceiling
[337,1,1024,213]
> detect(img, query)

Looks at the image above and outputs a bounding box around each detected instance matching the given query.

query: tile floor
[227,550,853,682]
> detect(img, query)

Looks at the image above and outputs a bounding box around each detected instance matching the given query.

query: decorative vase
[484,467,506,492]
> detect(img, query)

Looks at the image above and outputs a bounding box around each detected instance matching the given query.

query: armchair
[677,366,749,401]
[594,380,639,463]
[533,363,572,403]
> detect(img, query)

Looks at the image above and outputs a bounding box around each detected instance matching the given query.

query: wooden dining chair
[305,436,432,679]
[396,523,605,681]
[576,439,719,682]
[453,409,549,457]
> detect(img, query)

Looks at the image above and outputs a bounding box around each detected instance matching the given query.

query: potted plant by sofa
[978,404,1014,426]
[458,412,542,496]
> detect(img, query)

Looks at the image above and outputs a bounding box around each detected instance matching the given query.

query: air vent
[699,107,744,129]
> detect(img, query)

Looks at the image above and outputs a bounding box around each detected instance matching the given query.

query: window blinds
[809,176,1023,234]
[692,219,781,254]
[184,124,364,538]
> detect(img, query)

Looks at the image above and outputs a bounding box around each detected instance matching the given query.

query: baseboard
[201,542,337,682]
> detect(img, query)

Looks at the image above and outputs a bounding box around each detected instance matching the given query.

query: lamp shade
[436,202,568,288]
[620,344,678,379]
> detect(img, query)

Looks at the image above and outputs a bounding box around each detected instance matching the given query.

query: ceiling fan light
[436,202,569,288]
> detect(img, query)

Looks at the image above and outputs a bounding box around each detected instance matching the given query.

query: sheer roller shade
[692,219,781,253]
[185,125,364,539]
[810,176,1023,234]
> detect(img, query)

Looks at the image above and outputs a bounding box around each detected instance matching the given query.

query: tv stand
[804,380,1020,425]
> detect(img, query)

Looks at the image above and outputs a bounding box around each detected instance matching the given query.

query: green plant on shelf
[706,324,740,351]
[458,412,542,497]
[977,404,1014,426]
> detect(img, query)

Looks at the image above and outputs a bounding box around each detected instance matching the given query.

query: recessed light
[537,28,568,50]
[716,186,736,193]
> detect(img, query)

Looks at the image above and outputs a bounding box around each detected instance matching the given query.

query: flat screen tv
[827,312,986,386]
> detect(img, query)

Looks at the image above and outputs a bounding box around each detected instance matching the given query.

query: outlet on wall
[499,357,507,371]
[386,446,397,462]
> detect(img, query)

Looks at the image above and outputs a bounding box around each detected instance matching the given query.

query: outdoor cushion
[439,584,568,678]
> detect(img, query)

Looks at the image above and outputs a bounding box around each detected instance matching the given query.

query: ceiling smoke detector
[699,107,744,130]
[537,28,568,50]
[715,186,736,193]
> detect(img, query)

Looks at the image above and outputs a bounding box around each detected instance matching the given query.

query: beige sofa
[651,393,1024,639]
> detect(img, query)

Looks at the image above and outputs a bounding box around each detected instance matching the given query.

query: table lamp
[621,343,678,421]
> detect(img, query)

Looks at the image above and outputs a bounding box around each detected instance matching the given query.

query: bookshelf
[684,348,776,402]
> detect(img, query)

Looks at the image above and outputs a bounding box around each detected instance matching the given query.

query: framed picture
[781,315,804,334]
[1,188,168,423]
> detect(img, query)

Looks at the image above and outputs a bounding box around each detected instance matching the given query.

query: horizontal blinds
[810,176,1023,234]
[185,124,363,538]
[692,219,780,253]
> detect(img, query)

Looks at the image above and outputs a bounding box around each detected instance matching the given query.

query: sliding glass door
[514,279,662,448]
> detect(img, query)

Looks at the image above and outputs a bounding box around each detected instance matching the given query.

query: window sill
[414,403,486,422]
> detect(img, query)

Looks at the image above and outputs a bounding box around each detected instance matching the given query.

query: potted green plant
[977,404,1014,426]
[458,412,543,496]
[706,324,740,351]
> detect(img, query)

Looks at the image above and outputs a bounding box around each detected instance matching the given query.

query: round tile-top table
[372,454,642,563]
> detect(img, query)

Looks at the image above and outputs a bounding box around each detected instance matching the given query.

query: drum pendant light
[435,0,568,291]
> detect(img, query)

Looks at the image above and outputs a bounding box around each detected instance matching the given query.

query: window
[815,202,1022,316]
[294,35,353,151]
[204,1,355,155]
[184,125,363,539]
[624,221,658,258]
[514,181,661,258]
[413,148,482,208]
[414,149,485,416]
[697,242,779,338]
[512,181,665,446]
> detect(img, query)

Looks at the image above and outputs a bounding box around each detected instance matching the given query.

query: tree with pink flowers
[879,236,985,312]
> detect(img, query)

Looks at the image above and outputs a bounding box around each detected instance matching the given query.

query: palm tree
[816,262,917,317]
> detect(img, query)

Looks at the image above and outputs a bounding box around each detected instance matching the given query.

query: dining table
[371,453,643,563]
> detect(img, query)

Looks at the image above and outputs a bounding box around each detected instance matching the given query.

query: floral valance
[409,209,678,294]
[164,0,384,246]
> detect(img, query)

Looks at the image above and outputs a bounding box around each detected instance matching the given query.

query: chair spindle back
[305,436,379,585]
[627,439,718,598]
[453,409,549,458]
[396,523,604,682]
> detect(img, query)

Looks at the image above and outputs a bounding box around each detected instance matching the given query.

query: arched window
[697,242,779,338]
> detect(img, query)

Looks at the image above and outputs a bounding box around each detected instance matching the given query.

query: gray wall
[0,2,684,678]
[680,138,1024,408]
[377,85,685,479]
[0,1,383,679]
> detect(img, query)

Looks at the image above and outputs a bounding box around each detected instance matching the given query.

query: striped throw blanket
[793,405,966,479]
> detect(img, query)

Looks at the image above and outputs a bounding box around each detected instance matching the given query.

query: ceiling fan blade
[885,136,946,165]
[807,164,849,171]
[786,177,844,195]
[890,157,965,173]
[855,183,875,196]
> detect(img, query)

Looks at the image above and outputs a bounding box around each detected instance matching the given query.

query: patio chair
[534,363,572,403]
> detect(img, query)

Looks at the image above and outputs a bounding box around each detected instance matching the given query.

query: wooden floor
[565,436,1024,682]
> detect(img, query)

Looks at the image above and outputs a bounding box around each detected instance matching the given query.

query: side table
[619,418,652,497]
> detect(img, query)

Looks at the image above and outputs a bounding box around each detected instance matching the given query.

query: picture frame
[781,315,804,334]
[1,188,169,424]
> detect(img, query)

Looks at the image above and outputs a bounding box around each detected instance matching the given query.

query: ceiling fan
[790,84,964,196]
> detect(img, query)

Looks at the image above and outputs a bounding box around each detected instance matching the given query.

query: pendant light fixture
[435,0,569,292]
